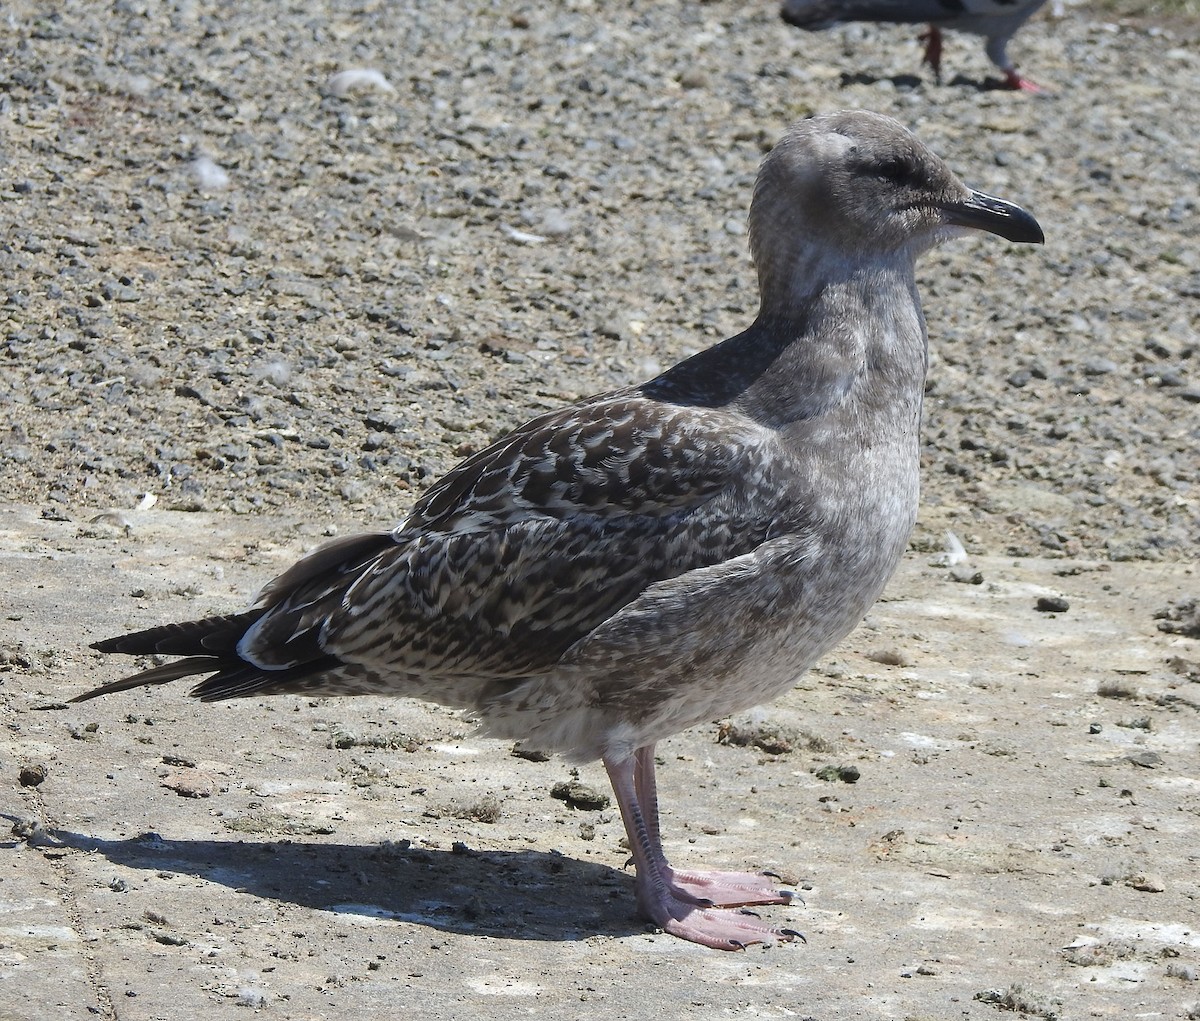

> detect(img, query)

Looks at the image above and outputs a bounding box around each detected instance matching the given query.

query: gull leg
[1002,68,1044,92]
[986,37,1045,92]
[604,750,801,950]
[918,25,943,83]
[633,745,793,908]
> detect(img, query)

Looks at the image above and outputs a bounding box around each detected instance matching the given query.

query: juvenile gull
[781,0,1049,91]
[76,111,1043,950]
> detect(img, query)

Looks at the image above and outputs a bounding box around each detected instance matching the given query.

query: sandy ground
[3,507,1198,1020]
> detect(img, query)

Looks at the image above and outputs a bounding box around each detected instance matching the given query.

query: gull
[781,0,1049,91]
[75,111,1043,950]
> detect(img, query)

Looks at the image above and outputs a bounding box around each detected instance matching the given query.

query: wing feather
[400,393,761,534]
[238,394,793,682]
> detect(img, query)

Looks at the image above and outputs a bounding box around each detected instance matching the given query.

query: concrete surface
[2,506,1198,1019]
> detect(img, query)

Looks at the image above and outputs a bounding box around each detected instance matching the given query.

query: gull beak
[942,190,1044,245]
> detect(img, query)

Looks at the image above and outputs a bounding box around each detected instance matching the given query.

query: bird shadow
[839,70,926,90]
[954,73,1030,93]
[838,70,1015,92]
[18,821,645,943]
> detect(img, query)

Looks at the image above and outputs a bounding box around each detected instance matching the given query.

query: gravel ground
[2,0,1197,563]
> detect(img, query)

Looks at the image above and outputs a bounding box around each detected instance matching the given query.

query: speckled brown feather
[235,394,797,683]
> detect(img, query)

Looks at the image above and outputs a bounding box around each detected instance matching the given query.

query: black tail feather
[71,656,226,702]
[89,610,266,658]
[190,655,342,702]
[77,649,342,704]
[80,608,341,703]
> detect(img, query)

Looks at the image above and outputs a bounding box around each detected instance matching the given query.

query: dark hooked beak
[942,190,1044,245]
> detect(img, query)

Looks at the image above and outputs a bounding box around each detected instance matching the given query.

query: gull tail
[77,533,400,704]
[90,613,263,659]
[78,611,339,703]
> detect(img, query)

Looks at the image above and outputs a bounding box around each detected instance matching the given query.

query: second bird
[781,0,1049,91]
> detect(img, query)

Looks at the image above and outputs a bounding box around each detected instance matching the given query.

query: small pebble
[550,780,610,810]
[539,210,573,237]
[1035,596,1069,613]
[1126,750,1164,769]
[1127,873,1165,893]
[189,156,229,191]
[236,988,269,1009]
[815,764,860,783]
[511,743,552,762]
[326,68,395,98]
[19,763,48,787]
[948,567,984,585]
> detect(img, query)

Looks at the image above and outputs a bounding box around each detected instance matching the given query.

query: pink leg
[919,25,943,83]
[633,746,793,907]
[605,747,801,950]
[1002,68,1044,92]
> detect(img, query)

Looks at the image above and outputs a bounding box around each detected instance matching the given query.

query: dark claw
[623,855,635,869]
[780,928,807,943]
[760,870,782,880]
[777,889,796,902]
[738,908,762,919]
[729,940,747,951]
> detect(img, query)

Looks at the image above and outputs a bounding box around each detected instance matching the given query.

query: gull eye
[874,154,913,182]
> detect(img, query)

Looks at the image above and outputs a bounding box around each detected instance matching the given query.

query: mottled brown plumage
[79,111,1043,949]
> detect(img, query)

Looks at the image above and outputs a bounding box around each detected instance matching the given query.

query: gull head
[748,111,1043,283]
